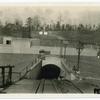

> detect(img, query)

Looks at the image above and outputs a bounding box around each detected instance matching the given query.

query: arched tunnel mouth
[40,64,60,79]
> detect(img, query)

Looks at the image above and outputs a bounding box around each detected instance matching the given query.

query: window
[6,40,11,45]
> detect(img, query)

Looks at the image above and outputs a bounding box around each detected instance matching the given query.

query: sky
[0,4,100,25]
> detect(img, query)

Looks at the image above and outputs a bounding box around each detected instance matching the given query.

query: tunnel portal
[41,64,60,79]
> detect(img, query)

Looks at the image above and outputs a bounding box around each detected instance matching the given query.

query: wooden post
[0,65,14,87]
[76,41,84,71]
[60,46,63,57]
[63,40,68,59]
[60,40,63,57]
[9,66,12,84]
[2,67,5,87]
[64,46,66,59]
[77,47,81,71]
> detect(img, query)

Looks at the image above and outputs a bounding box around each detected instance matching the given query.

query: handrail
[21,59,42,79]
[18,59,37,78]
[4,57,40,83]
[0,57,40,86]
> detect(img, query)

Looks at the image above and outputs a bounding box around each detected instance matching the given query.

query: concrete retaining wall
[26,60,42,79]
[61,59,76,80]
[0,44,98,56]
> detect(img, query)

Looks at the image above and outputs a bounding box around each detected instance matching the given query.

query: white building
[0,36,40,54]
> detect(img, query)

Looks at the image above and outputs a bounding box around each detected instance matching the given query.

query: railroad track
[61,80,84,93]
[34,79,83,93]
[34,79,61,93]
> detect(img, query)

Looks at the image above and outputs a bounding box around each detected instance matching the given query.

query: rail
[34,79,60,93]
[33,79,84,93]
[64,79,84,93]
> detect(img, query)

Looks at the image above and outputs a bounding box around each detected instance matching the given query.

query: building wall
[0,44,13,53]
[3,37,12,45]
[12,39,30,53]
[0,37,98,56]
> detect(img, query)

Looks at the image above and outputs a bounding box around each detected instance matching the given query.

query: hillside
[31,30,100,45]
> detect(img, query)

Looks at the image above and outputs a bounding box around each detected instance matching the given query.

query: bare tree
[32,15,41,31]
[26,17,33,38]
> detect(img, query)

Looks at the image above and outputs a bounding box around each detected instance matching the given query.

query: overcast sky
[0,5,100,25]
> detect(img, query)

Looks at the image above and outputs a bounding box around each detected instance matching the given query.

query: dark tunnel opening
[40,64,60,79]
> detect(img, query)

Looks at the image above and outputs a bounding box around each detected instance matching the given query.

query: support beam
[77,48,81,71]
[2,67,5,87]
[63,46,66,59]
[9,66,12,84]
[60,40,63,57]
[0,65,14,87]
[76,41,84,72]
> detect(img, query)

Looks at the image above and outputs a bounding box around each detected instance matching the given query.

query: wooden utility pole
[63,40,69,59]
[77,46,81,71]
[60,40,63,57]
[63,45,66,59]
[76,41,84,71]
